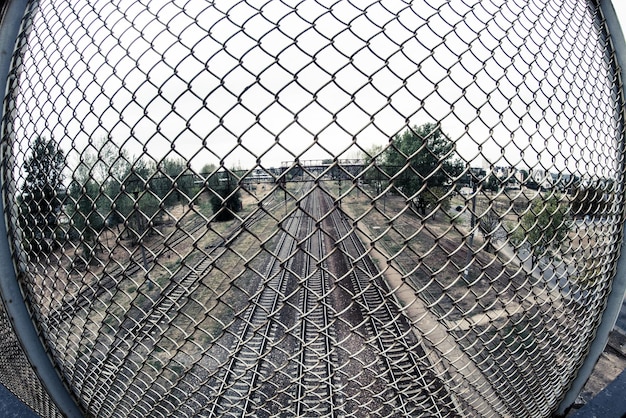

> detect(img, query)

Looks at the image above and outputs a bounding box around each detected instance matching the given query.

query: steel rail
[351,231,451,417]
[293,188,338,416]
[72,186,295,415]
[125,185,301,417]
[209,196,304,416]
[47,182,288,329]
[308,192,337,413]
[44,206,211,401]
[326,201,452,417]
[84,249,218,415]
[294,194,318,415]
[325,203,410,416]
[45,211,208,328]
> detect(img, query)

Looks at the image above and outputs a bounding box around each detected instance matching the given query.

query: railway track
[56,178,457,416]
[48,182,292,328]
[47,212,208,329]
[94,182,304,416]
[204,184,345,417]
[292,188,341,416]
[208,189,305,417]
[326,197,457,417]
[165,182,457,417]
[57,185,295,414]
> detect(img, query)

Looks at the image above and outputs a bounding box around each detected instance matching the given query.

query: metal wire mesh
[0,304,63,418]
[0,0,625,417]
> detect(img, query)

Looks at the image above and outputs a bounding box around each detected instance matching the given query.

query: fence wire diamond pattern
[0,0,625,417]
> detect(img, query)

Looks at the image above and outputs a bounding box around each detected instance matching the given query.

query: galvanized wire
[0,305,63,418]
[0,0,624,417]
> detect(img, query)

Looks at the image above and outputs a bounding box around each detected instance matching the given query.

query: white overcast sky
[7,0,626,178]
[617,2,626,29]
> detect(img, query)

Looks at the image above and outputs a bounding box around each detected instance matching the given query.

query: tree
[154,157,197,207]
[89,136,132,185]
[65,138,135,262]
[484,174,501,193]
[20,137,65,252]
[67,177,105,264]
[67,138,133,231]
[360,144,386,193]
[571,179,615,219]
[67,138,130,230]
[208,169,242,222]
[512,195,570,265]
[120,158,161,241]
[479,209,505,252]
[382,123,463,215]
[200,163,217,177]
[414,186,452,220]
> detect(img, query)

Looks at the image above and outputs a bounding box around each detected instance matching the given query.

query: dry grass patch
[337,183,529,321]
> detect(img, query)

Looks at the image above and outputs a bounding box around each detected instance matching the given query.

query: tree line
[18,137,242,257]
[17,128,615,263]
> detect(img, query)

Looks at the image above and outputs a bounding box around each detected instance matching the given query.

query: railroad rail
[47,182,292,329]
[208,189,305,416]
[44,185,295,416]
[204,182,458,416]
[326,196,457,417]
[293,187,341,416]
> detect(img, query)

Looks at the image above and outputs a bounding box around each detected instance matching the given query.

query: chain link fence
[0,0,625,417]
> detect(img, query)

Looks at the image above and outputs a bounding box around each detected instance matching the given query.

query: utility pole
[464,172,479,281]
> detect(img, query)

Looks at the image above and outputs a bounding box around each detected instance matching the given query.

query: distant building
[527,168,552,190]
